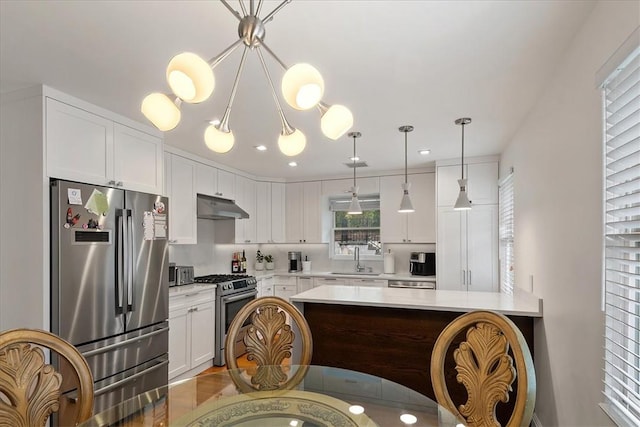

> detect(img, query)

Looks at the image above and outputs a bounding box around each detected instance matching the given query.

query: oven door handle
[222,289,258,303]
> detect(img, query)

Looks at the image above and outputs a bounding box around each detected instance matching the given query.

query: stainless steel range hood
[197,194,249,220]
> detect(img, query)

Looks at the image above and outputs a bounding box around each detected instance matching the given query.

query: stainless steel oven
[193,274,257,366]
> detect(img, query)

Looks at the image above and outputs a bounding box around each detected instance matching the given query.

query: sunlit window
[330,195,381,259]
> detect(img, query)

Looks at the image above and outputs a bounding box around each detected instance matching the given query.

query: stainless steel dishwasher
[388,280,436,289]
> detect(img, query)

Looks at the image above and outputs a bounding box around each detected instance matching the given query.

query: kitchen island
[291,286,542,424]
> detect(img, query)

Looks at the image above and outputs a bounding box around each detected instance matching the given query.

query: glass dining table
[79,365,461,427]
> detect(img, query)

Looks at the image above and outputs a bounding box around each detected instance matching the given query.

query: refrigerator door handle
[82,326,169,358]
[126,210,134,311]
[115,209,125,314]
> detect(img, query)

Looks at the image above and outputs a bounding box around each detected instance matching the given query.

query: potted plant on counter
[255,250,265,271]
[265,254,274,270]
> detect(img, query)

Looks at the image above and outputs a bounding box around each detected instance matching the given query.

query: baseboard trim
[532,413,543,427]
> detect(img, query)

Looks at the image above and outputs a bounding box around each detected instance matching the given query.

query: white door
[46,98,113,185]
[168,154,197,244]
[168,306,190,379]
[271,182,286,243]
[302,181,322,243]
[437,208,465,291]
[467,162,499,205]
[407,173,436,243]
[380,175,407,243]
[285,182,304,243]
[190,300,215,366]
[113,123,163,194]
[466,205,499,292]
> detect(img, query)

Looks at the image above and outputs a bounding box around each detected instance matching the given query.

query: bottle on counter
[232,252,239,273]
[241,250,247,273]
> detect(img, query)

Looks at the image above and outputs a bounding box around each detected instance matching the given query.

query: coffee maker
[288,251,303,272]
[410,252,436,276]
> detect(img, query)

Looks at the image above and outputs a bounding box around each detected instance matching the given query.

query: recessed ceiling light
[349,405,365,415]
[288,161,297,167]
[400,413,417,425]
[255,145,267,151]
[419,149,431,155]
[350,156,360,161]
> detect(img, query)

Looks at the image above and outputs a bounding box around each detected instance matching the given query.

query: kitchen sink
[329,272,381,276]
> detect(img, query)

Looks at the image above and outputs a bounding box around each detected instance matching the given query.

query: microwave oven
[409,252,436,276]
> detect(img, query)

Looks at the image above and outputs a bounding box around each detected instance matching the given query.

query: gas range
[193,274,257,295]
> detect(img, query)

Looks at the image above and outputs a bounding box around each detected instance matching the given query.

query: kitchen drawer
[169,288,215,310]
[274,276,297,286]
[274,284,298,301]
[350,278,388,287]
[314,277,349,287]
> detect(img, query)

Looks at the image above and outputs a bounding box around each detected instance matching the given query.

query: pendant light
[454,117,472,210]
[347,131,363,215]
[398,125,415,213]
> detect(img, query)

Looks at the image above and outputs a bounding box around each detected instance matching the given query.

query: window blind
[602,45,640,427]
[499,172,514,295]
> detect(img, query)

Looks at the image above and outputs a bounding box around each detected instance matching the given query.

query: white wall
[499,2,638,426]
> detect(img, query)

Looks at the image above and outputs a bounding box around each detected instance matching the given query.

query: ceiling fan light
[453,179,472,210]
[141,93,181,131]
[278,129,307,156]
[282,63,324,110]
[398,183,415,213]
[204,124,234,153]
[321,104,353,140]
[166,52,215,103]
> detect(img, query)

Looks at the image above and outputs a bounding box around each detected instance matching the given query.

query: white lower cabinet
[257,276,275,298]
[274,276,298,301]
[168,289,215,380]
[349,278,388,287]
[297,277,314,293]
[314,277,350,287]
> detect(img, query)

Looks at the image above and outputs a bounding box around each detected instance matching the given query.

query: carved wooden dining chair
[225,296,313,392]
[0,328,94,427]
[430,310,536,427]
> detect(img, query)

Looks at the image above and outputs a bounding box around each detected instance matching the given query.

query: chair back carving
[225,296,313,392]
[430,310,535,427]
[0,328,94,426]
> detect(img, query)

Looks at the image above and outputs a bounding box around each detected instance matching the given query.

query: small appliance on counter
[384,249,395,274]
[409,252,436,276]
[169,265,194,287]
[288,251,303,272]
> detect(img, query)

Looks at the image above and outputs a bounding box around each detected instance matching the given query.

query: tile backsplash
[169,219,435,276]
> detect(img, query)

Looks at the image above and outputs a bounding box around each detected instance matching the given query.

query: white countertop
[290,285,542,317]
[254,271,436,282]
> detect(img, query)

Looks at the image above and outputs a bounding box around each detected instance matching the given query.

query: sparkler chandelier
[141,0,354,156]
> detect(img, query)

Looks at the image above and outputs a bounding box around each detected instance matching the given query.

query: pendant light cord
[461,123,465,180]
[353,134,357,187]
[404,131,408,184]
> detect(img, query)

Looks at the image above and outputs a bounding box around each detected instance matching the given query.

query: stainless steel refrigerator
[50,179,169,424]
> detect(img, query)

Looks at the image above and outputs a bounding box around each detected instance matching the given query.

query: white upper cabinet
[46,98,163,194]
[286,181,322,243]
[165,153,197,244]
[235,175,256,244]
[380,173,435,243]
[255,181,286,244]
[195,163,236,201]
[437,161,498,206]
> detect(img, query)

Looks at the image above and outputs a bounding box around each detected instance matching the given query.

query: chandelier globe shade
[278,129,307,156]
[453,117,473,211]
[166,52,215,103]
[141,93,181,132]
[205,125,235,153]
[320,104,354,140]
[282,63,325,110]
[399,182,415,213]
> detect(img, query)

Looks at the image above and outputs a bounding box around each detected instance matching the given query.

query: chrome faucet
[354,247,365,272]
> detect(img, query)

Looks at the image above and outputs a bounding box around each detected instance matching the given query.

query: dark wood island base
[302,302,535,423]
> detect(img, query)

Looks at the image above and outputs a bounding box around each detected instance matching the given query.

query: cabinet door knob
[108,180,116,185]
[116,181,123,187]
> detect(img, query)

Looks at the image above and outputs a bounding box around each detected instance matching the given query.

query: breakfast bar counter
[291,286,542,423]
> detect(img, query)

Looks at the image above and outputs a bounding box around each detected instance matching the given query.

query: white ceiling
[0,0,596,179]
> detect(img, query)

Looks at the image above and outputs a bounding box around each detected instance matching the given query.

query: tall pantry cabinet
[436,159,499,292]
